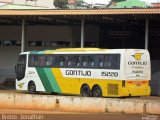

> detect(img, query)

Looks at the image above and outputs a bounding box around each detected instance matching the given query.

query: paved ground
[0,109,159,120]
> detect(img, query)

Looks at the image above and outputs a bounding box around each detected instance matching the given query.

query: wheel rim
[93,86,102,97]
[94,89,101,97]
[30,85,35,92]
[83,88,90,96]
[29,83,36,93]
[81,85,91,97]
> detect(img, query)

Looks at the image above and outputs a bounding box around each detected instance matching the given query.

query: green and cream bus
[15,48,151,97]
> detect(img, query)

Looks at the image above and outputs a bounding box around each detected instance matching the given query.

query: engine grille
[108,84,118,95]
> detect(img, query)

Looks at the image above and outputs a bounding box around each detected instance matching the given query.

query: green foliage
[54,0,68,9]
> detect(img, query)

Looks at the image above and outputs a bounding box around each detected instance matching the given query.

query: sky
[84,0,160,5]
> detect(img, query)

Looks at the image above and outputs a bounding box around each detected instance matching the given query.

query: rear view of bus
[122,49,151,96]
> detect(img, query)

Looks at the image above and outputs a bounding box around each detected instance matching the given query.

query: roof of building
[0,8,160,16]
[109,0,147,8]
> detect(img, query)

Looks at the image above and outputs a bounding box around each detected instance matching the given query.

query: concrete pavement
[0,90,159,114]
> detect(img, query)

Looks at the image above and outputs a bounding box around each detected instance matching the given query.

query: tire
[92,85,102,97]
[81,84,91,97]
[28,82,36,94]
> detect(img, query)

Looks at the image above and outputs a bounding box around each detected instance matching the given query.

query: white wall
[36,0,55,9]
[13,0,55,9]
[13,0,26,5]
[0,0,12,2]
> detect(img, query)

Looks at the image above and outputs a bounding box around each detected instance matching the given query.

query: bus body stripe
[44,68,61,93]
[36,68,53,92]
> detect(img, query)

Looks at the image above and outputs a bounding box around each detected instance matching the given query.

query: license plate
[136,84,141,87]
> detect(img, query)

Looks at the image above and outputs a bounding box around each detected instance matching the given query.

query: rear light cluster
[122,80,148,87]
[127,81,148,84]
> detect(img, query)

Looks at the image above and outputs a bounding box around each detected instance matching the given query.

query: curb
[0,92,159,114]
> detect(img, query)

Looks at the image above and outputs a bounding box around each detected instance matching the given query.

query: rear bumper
[119,87,151,97]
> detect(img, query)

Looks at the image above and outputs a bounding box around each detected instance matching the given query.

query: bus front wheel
[28,82,36,94]
[92,85,102,97]
[81,84,91,97]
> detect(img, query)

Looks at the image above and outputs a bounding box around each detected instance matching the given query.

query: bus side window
[59,56,65,67]
[67,56,73,67]
[104,55,111,68]
[29,55,39,67]
[88,56,95,67]
[100,61,104,67]
[51,56,56,67]
[81,56,88,67]
[116,54,120,69]
[109,55,116,69]
[98,55,104,67]
[73,56,80,67]
[29,55,35,67]
[103,54,120,69]
[109,54,120,69]
[46,55,52,66]
[55,56,60,66]
[39,55,46,67]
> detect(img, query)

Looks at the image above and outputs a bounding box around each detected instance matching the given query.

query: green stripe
[44,68,61,93]
[33,51,61,93]
[36,68,53,92]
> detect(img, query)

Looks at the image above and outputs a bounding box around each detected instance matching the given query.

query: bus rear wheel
[28,82,36,94]
[81,84,91,97]
[92,85,102,97]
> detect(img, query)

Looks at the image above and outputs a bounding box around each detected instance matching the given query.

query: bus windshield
[15,54,26,80]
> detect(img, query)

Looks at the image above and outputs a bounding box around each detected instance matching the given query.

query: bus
[15,48,151,97]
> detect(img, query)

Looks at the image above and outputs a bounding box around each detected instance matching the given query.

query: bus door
[15,54,27,80]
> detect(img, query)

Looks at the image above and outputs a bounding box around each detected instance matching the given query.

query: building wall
[0,0,12,2]
[0,25,99,80]
[0,24,159,96]
[150,60,160,96]
[36,0,55,8]
[71,25,99,47]
[13,0,55,9]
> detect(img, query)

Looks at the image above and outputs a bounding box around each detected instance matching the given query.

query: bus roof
[20,48,148,55]
[52,48,107,52]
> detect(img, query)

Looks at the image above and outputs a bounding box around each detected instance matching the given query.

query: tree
[54,0,68,9]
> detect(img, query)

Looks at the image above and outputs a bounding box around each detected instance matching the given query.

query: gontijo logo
[18,83,24,89]
[132,53,144,60]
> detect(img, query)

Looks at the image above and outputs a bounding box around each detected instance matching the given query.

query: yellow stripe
[51,68,150,97]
